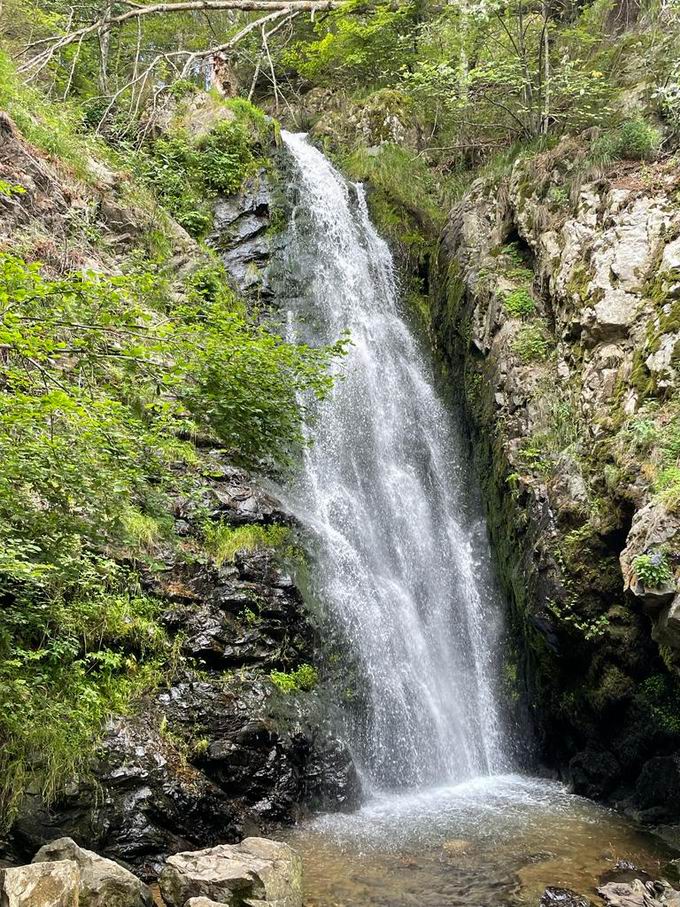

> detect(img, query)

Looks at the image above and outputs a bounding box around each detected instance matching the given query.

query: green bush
[204,523,290,565]
[633,552,673,588]
[512,323,552,362]
[591,118,663,162]
[0,251,342,820]
[136,101,272,238]
[504,288,536,318]
[270,663,319,693]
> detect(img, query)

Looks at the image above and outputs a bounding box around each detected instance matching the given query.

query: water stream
[273,132,672,903]
[278,130,509,789]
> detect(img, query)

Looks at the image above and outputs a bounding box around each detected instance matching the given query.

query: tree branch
[20,0,341,73]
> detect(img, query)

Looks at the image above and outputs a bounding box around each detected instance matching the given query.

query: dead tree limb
[19,0,341,75]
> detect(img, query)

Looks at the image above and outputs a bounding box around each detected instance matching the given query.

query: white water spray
[278,131,511,790]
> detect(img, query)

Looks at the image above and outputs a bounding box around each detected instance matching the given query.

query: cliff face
[430,138,680,818]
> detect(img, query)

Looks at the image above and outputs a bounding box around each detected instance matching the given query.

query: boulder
[159,837,303,907]
[0,860,79,906]
[598,879,680,906]
[539,887,594,906]
[33,837,152,907]
[633,754,680,821]
[185,900,228,906]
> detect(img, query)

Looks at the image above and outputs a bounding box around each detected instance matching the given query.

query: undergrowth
[204,523,291,565]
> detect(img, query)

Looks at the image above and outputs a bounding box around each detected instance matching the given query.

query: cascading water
[277,130,511,791]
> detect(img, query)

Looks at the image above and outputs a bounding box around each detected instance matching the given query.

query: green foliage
[204,523,290,565]
[633,552,673,589]
[283,0,421,89]
[638,674,680,735]
[512,323,552,362]
[504,288,536,318]
[0,178,26,198]
[344,143,447,237]
[0,50,111,178]
[136,102,272,238]
[591,118,663,162]
[270,663,319,693]
[0,249,340,817]
[546,596,609,641]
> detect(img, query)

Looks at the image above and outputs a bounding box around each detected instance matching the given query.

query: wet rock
[159,838,303,907]
[598,879,680,906]
[432,133,680,820]
[171,464,287,528]
[652,595,680,649]
[539,886,594,906]
[0,860,79,906]
[620,502,679,615]
[633,754,680,821]
[569,749,621,800]
[442,839,472,856]
[33,837,152,907]
[209,172,273,298]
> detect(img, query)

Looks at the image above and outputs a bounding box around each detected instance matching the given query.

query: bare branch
[19,0,341,74]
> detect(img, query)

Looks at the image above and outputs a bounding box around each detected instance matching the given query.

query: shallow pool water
[281,775,674,906]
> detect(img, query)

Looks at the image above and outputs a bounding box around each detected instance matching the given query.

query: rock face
[159,838,302,907]
[9,460,359,876]
[33,838,152,907]
[208,171,274,299]
[430,137,680,814]
[0,860,79,906]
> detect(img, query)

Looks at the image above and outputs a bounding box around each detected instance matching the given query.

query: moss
[637,674,680,735]
[504,288,536,318]
[586,664,635,713]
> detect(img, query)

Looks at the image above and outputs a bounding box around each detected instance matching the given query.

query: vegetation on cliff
[0,55,346,825]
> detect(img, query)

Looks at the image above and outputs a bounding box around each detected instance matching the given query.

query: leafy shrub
[0,251,341,819]
[204,523,290,565]
[512,323,552,362]
[638,674,680,734]
[633,552,673,588]
[504,288,536,318]
[591,118,662,162]
[0,179,26,198]
[270,663,319,693]
[283,0,420,89]
[137,102,272,238]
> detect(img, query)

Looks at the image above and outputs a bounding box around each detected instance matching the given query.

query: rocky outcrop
[1,101,358,873]
[599,879,680,906]
[208,171,275,299]
[159,838,302,907]
[430,137,680,813]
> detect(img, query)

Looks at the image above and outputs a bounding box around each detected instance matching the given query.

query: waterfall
[277,130,511,791]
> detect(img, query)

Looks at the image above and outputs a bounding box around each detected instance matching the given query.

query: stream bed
[281,775,674,906]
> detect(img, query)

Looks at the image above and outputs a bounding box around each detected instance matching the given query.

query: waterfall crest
[278,130,511,790]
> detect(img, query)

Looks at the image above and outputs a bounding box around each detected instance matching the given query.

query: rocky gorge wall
[428,138,680,822]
